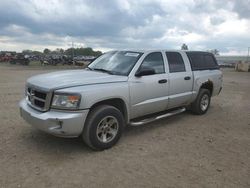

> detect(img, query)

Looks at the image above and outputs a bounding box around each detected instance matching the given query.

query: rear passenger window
[140,52,165,74]
[166,52,186,73]
[187,52,219,70]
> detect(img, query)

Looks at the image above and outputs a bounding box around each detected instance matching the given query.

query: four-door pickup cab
[19,50,223,150]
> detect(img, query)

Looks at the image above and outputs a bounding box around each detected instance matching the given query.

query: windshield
[88,51,143,76]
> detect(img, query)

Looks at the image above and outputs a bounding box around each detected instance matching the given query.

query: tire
[82,105,125,150]
[190,89,211,115]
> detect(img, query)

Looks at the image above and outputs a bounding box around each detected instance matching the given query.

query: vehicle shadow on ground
[19,128,92,155]
[19,111,194,154]
[126,105,218,133]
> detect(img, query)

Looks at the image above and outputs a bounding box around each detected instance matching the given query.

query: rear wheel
[190,89,211,115]
[82,105,124,150]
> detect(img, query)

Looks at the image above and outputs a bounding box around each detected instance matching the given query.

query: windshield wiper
[91,68,114,75]
[86,67,92,70]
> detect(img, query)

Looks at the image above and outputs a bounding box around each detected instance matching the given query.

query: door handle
[158,79,167,84]
[184,76,191,80]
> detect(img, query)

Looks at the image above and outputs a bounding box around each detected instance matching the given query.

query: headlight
[51,93,81,109]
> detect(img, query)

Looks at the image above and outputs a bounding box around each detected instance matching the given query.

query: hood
[27,69,128,91]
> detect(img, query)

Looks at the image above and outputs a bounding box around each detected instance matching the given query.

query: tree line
[22,47,102,57]
[23,45,220,56]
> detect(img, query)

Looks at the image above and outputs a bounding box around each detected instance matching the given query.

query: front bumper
[19,99,89,137]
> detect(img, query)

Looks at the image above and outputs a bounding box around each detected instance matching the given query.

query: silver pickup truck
[19,50,222,150]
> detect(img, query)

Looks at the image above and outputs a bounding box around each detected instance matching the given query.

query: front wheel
[82,105,125,150]
[190,89,211,115]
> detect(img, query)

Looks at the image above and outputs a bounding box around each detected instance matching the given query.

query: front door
[129,52,169,119]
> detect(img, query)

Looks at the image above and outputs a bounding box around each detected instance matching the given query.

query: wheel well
[200,81,213,95]
[90,98,128,123]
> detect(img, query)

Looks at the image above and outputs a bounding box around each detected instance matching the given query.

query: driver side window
[140,52,165,74]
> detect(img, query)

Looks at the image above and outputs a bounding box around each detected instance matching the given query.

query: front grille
[26,86,52,111]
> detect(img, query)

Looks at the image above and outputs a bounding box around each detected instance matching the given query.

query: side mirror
[135,66,156,77]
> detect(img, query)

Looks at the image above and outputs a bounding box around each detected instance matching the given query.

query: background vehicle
[10,53,30,65]
[19,50,223,150]
[0,55,12,62]
[0,51,15,62]
[40,55,75,66]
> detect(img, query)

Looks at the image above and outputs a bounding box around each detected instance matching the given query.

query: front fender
[55,82,130,120]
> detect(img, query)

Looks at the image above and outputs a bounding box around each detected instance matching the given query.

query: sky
[0,0,249,55]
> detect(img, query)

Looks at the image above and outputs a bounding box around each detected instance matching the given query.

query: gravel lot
[0,64,249,188]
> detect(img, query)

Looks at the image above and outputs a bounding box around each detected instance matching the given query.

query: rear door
[129,51,169,119]
[165,51,193,109]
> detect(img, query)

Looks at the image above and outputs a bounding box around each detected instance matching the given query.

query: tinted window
[204,55,217,67]
[140,52,165,74]
[166,52,186,73]
[187,52,219,70]
[187,53,203,70]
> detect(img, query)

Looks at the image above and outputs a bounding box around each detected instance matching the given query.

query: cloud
[0,0,249,55]
[231,0,250,19]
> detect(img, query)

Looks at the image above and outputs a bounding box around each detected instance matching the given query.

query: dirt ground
[0,64,249,188]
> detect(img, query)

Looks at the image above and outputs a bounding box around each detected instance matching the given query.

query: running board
[129,107,186,126]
